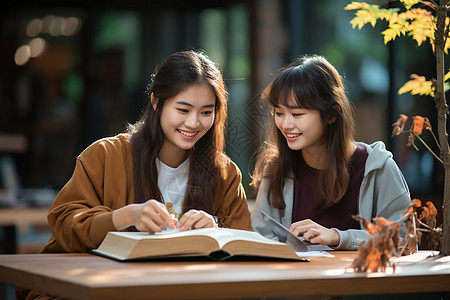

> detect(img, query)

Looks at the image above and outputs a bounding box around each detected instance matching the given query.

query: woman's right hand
[113,199,177,233]
[289,219,340,246]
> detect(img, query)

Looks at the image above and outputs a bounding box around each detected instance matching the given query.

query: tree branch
[399,130,444,164]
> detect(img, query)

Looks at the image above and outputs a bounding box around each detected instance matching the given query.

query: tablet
[260,210,309,252]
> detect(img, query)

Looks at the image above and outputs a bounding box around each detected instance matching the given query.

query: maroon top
[292,144,368,230]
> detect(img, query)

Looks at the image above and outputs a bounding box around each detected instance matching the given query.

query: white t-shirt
[156,157,190,220]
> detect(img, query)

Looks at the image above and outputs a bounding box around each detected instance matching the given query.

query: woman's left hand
[177,209,217,231]
[289,219,339,246]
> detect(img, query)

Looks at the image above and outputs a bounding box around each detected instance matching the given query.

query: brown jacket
[16,133,252,299]
[42,133,252,253]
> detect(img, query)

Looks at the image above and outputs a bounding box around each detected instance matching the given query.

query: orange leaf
[353,215,377,235]
[412,115,424,135]
[404,206,414,216]
[373,217,389,226]
[404,198,421,216]
[426,201,437,216]
[420,206,430,221]
[412,198,422,207]
[424,201,438,228]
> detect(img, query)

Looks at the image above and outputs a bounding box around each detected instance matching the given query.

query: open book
[92,228,307,262]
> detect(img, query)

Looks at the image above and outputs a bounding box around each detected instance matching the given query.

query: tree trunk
[435,1,450,255]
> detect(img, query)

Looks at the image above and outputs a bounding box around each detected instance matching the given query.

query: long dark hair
[127,50,228,214]
[251,55,355,209]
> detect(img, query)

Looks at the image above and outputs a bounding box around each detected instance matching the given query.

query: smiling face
[274,100,327,155]
[157,83,216,166]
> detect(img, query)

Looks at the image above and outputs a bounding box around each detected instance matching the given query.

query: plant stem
[434,0,450,256]
[401,130,444,164]
[428,128,441,152]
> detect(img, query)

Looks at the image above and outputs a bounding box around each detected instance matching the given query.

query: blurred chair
[0,134,54,254]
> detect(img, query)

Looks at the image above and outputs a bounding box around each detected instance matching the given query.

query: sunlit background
[0,0,443,259]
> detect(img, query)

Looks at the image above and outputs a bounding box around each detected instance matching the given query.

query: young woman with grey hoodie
[250,55,410,250]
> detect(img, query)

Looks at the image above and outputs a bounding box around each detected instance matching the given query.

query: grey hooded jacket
[251,141,411,250]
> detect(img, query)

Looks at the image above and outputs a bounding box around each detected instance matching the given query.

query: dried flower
[349,198,442,272]
[349,215,399,273]
[423,117,432,130]
[412,116,425,135]
[392,114,408,137]
[399,200,421,255]
[407,133,418,150]
[399,199,441,255]
[420,201,437,229]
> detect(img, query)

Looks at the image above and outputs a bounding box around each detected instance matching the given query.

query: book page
[207,228,287,248]
[101,228,282,243]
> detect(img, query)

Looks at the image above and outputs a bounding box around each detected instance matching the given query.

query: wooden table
[0,207,49,229]
[0,207,49,254]
[0,251,449,299]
